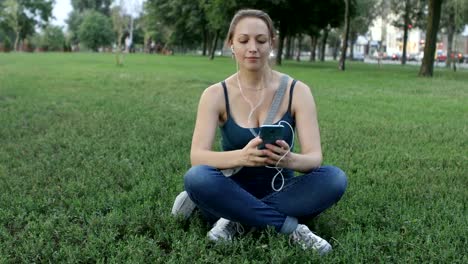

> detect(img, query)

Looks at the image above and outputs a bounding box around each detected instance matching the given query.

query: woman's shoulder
[202,82,223,96]
[287,77,315,112]
[198,82,225,107]
[291,79,312,95]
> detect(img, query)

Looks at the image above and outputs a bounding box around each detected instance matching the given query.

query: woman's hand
[264,140,292,168]
[240,137,269,167]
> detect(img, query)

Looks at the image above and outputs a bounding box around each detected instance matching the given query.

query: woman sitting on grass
[172,9,347,255]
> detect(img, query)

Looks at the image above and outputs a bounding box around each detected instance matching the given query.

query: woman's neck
[237,67,271,89]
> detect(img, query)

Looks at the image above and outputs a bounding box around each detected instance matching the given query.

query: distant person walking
[125,36,132,53]
[150,40,155,54]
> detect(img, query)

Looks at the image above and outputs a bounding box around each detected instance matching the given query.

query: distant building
[368,16,468,56]
[368,15,424,56]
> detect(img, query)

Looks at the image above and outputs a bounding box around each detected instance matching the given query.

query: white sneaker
[171,191,196,219]
[207,218,242,242]
[290,224,332,255]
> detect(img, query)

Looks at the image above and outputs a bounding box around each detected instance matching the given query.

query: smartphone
[258,124,284,149]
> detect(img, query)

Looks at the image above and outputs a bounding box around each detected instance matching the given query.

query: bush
[34,26,66,52]
[78,11,114,52]
[2,37,13,52]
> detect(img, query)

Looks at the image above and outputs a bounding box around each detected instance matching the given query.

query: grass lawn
[0,53,466,263]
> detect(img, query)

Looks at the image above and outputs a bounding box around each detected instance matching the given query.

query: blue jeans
[184,165,347,234]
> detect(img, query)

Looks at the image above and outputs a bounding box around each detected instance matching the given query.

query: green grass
[0,53,466,263]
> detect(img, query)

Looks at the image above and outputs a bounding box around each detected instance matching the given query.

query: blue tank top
[219,80,297,180]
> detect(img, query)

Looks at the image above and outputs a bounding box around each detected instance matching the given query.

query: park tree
[119,0,143,52]
[259,0,344,65]
[37,24,65,51]
[328,29,342,60]
[390,0,427,65]
[316,0,345,62]
[2,0,21,51]
[78,10,114,51]
[111,3,129,65]
[144,0,208,53]
[440,0,468,69]
[141,0,351,63]
[141,1,174,51]
[71,0,112,16]
[419,0,443,77]
[0,0,54,51]
[374,0,391,66]
[339,0,351,71]
[318,27,329,62]
[262,0,299,65]
[307,25,320,62]
[348,0,379,60]
[67,0,112,45]
[130,16,145,47]
[300,0,345,62]
[200,0,238,59]
[66,10,83,45]
[338,0,378,69]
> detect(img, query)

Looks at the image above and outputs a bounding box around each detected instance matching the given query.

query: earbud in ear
[230,45,234,52]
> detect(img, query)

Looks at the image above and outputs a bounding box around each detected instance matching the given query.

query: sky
[52,0,146,29]
[52,0,72,27]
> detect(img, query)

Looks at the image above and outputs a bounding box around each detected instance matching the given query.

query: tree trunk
[333,40,340,60]
[202,25,208,56]
[320,27,329,62]
[309,35,317,62]
[289,37,294,60]
[276,23,287,66]
[446,24,454,69]
[402,0,410,65]
[129,18,134,52]
[445,5,456,69]
[285,36,293,60]
[14,31,20,51]
[419,0,443,77]
[115,32,124,66]
[339,0,350,71]
[209,30,220,60]
[296,34,303,61]
[207,33,213,57]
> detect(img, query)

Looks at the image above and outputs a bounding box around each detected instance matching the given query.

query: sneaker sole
[316,242,332,255]
[171,191,196,219]
[207,230,233,242]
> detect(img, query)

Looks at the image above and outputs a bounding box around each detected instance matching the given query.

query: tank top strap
[221,81,230,117]
[288,80,298,113]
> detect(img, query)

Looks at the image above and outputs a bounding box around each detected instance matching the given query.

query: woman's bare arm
[190,84,268,169]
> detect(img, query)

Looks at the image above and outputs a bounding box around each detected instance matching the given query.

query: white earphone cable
[266,120,294,192]
[236,60,265,137]
[233,49,294,192]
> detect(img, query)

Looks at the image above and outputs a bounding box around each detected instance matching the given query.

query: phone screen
[258,125,284,149]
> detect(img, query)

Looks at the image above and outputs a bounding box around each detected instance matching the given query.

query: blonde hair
[225,9,276,46]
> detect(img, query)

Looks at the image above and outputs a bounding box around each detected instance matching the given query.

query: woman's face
[231,17,272,71]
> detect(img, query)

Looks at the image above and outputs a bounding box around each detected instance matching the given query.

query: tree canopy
[71,0,112,16]
[0,0,54,50]
[78,10,113,51]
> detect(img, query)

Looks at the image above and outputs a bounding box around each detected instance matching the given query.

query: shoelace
[228,221,245,235]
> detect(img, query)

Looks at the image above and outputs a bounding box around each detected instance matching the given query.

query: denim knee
[184,165,219,198]
[322,165,348,198]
